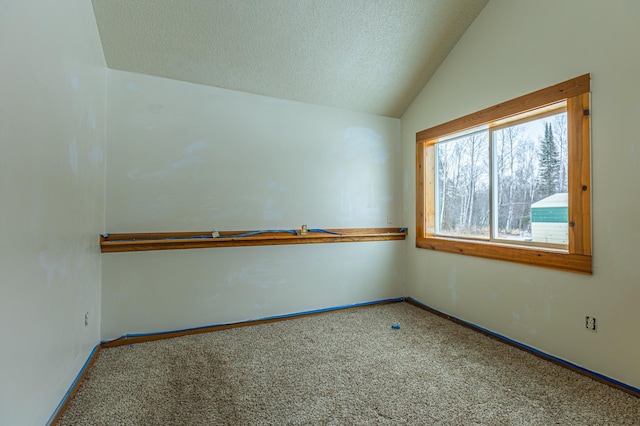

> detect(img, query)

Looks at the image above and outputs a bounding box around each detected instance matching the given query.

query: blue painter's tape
[308,229,342,235]
[405,297,640,395]
[47,344,100,426]
[399,227,408,232]
[219,229,298,238]
[164,235,212,240]
[101,297,406,343]
[105,228,348,243]
[107,235,214,242]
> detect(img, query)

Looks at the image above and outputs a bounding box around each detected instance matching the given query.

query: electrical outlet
[85,312,89,327]
[387,213,392,224]
[585,316,596,332]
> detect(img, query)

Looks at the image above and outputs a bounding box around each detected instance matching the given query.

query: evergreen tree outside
[436,111,568,241]
[537,122,560,199]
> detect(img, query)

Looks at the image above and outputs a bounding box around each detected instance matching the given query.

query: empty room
[2,0,639,424]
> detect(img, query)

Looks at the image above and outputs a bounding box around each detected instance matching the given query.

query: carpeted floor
[58,302,640,425]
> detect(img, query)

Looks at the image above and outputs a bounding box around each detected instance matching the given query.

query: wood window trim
[416,74,591,274]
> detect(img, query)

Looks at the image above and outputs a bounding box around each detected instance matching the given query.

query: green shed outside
[530,193,568,245]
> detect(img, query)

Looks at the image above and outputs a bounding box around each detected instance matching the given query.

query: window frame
[415,74,591,274]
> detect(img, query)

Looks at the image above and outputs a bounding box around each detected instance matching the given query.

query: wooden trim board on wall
[100,228,408,253]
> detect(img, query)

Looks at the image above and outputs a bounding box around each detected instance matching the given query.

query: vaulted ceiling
[91,0,488,118]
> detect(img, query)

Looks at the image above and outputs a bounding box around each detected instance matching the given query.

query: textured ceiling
[91,0,488,118]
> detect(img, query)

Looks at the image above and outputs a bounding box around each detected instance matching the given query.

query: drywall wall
[102,70,404,339]
[0,1,106,424]
[402,0,640,389]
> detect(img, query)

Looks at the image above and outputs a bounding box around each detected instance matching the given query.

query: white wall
[102,70,404,340]
[0,1,106,424]
[402,0,640,389]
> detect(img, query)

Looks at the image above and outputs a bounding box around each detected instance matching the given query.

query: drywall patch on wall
[262,196,285,222]
[185,140,210,154]
[226,258,290,289]
[403,170,411,213]
[268,181,287,192]
[39,250,60,289]
[126,140,214,181]
[69,139,79,174]
[148,103,163,114]
[342,127,389,164]
[90,146,104,163]
[325,126,395,224]
[171,155,204,170]
[88,106,97,130]
[106,70,401,232]
[448,267,458,305]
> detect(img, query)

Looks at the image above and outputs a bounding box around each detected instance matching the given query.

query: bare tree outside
[436,131,489,238]
[553,114,568,192]
[435,110,568,243]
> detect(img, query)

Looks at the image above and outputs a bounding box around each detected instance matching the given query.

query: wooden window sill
[417,236,591,274]
[100,228,408,253]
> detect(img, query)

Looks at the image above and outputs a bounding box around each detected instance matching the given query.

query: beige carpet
[58,302,639,425]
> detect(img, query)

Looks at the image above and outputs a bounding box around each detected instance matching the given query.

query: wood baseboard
[49,345,101,426]
[405,297,640,399]
[102,298,404,348]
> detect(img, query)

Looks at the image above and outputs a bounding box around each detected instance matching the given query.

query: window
[416,75,591,274]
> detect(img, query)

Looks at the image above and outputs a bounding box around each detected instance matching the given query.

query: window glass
[434,107,569,249]
[492,110,568,247]
[436,130,489,239]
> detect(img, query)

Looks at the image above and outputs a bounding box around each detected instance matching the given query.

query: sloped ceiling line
[92,0,488,118]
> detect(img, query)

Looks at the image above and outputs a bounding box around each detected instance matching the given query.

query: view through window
[415,75,591,273]
[435,104,568,248]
